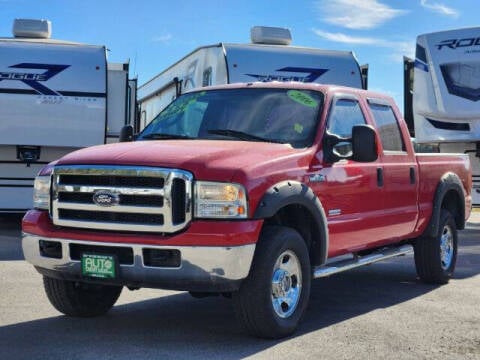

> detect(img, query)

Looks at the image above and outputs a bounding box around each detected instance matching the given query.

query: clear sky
[1,0,478,110]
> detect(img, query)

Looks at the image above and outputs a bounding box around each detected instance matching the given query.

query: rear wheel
[414,209,458,284]
[43,276,122,317]
[233,226,311,339]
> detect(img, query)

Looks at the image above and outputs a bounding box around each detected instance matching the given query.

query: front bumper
[22,233,256,292]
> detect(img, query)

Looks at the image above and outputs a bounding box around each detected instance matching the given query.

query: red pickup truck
[22,83,472,339]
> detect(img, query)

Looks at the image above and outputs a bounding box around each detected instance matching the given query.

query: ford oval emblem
[92,190,120,207]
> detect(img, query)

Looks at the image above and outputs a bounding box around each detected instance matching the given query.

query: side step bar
[313,244,413,278]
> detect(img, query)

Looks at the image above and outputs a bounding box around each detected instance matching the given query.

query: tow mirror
[351,124,377,162]
[323,124,377,163]
[119,125,134,142]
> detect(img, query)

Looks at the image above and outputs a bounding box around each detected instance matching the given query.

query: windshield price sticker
[287,90,318,108]
[81,254,117,279]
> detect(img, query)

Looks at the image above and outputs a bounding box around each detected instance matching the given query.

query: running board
[313,245,413,278]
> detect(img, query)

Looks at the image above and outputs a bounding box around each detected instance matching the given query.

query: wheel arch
[253,181,329,266]
[425,172,466,238]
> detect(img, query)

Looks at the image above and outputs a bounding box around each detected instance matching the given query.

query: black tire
[43,276,122,317]
[188,291,216,299]
[414,209,458,284]
[233,226,311,339]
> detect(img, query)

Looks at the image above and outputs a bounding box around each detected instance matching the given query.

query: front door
[310,95,386,257]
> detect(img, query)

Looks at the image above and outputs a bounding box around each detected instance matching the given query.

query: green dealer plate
[81,254,117,279]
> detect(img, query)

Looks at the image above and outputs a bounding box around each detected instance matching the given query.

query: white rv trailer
[0,19,135,212]
[404,27,480,205]
[138,26,367,129]
[106,63,138,141]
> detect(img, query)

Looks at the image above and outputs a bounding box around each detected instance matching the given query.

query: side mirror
[351,124,377,162]
[323,124,378,163]
[119,125,134,142]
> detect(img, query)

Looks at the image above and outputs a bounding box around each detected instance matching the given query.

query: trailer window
[369,103,405,152]
[203,67,212,87]
[440,61,480,101]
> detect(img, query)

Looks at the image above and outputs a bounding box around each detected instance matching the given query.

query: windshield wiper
[207,129,284,143]
[141,133,194,140]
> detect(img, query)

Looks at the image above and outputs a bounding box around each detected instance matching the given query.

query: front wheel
[233,226,311,339]
[43,276,122,317]
[414,209,458,284]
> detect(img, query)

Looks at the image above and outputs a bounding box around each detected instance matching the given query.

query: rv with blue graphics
[0,19,136,212]
[138,26,368,130]
[404,27,480,205]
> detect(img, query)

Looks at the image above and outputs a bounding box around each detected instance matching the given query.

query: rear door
[366,99,419,239]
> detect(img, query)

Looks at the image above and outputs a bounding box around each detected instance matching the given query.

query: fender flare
[253,181,329,264]
[425,172,466,237]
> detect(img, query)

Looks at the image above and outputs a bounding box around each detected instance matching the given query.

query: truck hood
[56,140,314,182]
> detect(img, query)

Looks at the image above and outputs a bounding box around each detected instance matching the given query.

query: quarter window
[369,103,405,151]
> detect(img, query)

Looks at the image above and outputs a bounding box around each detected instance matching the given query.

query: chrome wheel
[440,224,454,270]
[271,250,302,318]
[233,226,311,338]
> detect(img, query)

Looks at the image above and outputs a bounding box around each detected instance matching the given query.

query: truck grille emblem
[92,190,120,207]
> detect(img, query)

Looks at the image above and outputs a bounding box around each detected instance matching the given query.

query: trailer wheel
[43,276,122,317]
[233,226,311,339]
[414,209,458,284]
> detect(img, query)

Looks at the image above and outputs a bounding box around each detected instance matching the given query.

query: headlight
[195,181,248,219]
[33,175,51,210]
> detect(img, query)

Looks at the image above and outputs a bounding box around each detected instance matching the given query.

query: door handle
[377,167,384,187]
[410,167,416,185]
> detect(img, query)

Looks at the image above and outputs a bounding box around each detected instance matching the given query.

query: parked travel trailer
[0,19,136,212]
[404,27,480,205]
[138,26,368,129]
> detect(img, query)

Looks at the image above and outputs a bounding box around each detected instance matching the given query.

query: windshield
[138,88,324,148]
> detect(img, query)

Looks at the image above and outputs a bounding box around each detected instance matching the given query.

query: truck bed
[416,153,472,231]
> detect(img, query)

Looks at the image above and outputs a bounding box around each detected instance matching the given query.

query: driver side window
[326,98,366,157]
[327,98,366,138]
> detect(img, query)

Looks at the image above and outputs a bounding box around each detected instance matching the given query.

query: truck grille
[51,165,193,233]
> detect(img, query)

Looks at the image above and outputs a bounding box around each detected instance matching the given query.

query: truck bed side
[415,153,472,235]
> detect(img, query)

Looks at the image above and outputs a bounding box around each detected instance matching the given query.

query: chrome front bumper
[22,233,256,292]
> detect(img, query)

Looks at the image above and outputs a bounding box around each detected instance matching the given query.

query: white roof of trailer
[138,42,357,99]
[0,37,86,46]
[419,26,480,38]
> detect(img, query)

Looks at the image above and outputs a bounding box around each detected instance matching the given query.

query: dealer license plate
[81,254,117,279]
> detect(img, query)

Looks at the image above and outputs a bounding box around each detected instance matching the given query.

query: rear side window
[368,103,405,152]
[327,99,366,137]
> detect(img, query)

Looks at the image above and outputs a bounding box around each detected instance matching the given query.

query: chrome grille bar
[52,165,193,233]
[56,185,165,196]
[56,202,167,214]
